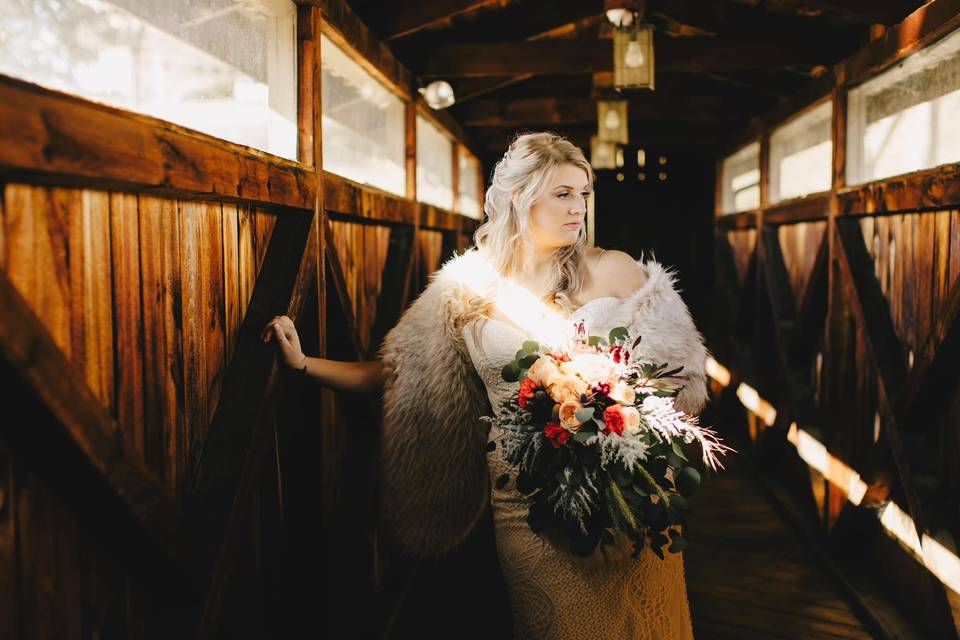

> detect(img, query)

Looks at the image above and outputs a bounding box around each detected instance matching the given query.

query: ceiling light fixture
[419,80,455,109]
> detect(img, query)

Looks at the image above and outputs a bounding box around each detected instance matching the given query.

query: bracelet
[296,355,308,376]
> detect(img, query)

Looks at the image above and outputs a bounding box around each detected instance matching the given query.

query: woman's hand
[261,314,305,370]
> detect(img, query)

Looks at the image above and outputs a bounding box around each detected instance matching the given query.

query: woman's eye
[557,193,569,199]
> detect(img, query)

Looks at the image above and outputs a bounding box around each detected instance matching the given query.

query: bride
[263,131,708,638]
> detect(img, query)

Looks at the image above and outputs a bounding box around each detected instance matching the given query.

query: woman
[263,131,708,638]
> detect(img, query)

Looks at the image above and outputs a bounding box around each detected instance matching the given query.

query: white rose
[608,381,636,405]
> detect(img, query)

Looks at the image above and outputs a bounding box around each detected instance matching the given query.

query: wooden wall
[0,1,481,638]
[711,2,960,637]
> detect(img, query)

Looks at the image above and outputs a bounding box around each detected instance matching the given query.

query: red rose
[544,422,571,448]
[603,404,626,436]
[518,377,539,408]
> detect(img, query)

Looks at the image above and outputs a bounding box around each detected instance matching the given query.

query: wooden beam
[799,0,924,26]
[452,75,536,103]
[456,96,745,126]
[377,0,500,40]
[652,0,858,54]
[420,38,831,77]
[0,75,315,211]
[837,162,960,215]
[0,271,178,554]
[472,123,725,152]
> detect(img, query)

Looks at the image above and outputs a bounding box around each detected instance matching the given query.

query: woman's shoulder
[588,247,648,297]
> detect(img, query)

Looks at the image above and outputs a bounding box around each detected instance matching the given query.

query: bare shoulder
[594,248,648,297]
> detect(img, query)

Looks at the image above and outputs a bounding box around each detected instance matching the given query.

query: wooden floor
[685,452,875,639]
[385,448,880,640]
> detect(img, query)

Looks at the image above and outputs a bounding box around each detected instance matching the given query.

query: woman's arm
[261,314,385,394]
[298,356,385,394]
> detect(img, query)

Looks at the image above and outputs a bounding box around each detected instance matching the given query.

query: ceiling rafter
[419,38,832,77]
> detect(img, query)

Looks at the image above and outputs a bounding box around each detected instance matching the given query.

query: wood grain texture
[0,77,315,211]
[139,195,184,491]
[110,192,146,457]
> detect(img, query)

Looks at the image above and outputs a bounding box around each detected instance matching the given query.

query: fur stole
[374,248,711,560]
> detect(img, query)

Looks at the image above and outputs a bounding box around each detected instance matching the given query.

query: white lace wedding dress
[463,296,695,640]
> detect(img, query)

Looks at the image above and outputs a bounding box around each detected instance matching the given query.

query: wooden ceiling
[344,0,926,160]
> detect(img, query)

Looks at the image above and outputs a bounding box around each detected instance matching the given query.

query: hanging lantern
[590,135,618,170]
[612,7,654,91]
[597,99,628,144]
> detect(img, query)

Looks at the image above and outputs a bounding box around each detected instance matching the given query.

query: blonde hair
[464,130,596,357]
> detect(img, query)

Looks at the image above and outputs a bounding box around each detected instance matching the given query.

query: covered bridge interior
[0,0,959,638]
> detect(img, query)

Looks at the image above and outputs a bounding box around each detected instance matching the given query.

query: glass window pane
[721,141,760,214]
[321,33,405,195]
[416,114,453,210]
[769,100,832,203]
[848,25,960,185]
[0,0,298,160]
[457,147,481,219]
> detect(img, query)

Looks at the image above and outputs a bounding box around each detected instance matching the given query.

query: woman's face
[526,163,590,251]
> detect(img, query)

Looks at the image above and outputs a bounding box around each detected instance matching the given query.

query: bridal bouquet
[481,320,734,560]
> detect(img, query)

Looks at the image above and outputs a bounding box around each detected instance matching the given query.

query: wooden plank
[0,270,176,550]
[179,200,210,475]
[110,192,146,457]
[139,195,183,487]
[764,195,830,225]
[0,76,314,211]
[6,185,71,356]
[324,219,365,359]
[222,204,241,362]
[422,38,833,77]
[201,202,226,428]
[75,190,115,412]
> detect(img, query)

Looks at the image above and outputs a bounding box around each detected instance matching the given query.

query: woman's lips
[564,222,581,227]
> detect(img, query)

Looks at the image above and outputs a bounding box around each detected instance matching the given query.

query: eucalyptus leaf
[671,440,689,462]
[522,340,541,353]
[573,430,593,443]
[575,407,595,423]
[502,361,521,382]
[519,353,540,368]
[608,326,630,344]
[588,335,608,347]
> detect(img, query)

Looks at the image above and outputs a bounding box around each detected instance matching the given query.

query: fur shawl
[374,248,711,560]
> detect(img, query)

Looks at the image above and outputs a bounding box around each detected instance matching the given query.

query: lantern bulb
[625,40,645,68]
[604,109,621,130]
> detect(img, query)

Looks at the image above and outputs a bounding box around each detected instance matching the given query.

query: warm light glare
[879,501,960,595]
[705,357,731,387]
[735,383,777,427]
[786,422,867,506]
